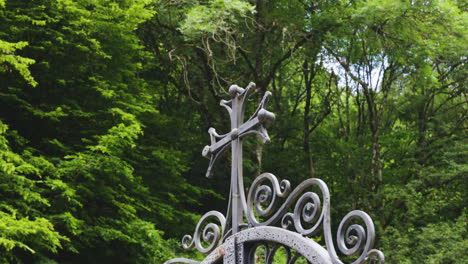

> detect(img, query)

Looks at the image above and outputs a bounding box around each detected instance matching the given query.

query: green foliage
[0,121,65,263]
[0,0,203,262]
[0,40,37,87]
[179,0,255,39]
[383,214,468,264]
[0,0,466,263]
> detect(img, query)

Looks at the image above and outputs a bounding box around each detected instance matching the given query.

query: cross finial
[202,82,275,235]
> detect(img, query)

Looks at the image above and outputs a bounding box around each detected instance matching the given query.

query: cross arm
[203,110,274,157]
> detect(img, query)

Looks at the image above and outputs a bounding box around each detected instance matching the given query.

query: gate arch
[166,226,332,264]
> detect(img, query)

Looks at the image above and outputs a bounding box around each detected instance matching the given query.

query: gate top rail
[166,83,385,264]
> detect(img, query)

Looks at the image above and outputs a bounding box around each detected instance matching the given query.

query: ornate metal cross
[165,83,385,264]
[202,82,275,235]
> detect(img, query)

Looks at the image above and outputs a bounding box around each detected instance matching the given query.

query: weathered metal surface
[166,226,332,264]
[236,226,332,264]
[223,236,236,264]
[201,245,225,264]
[164,83,385,264]
[165,258,200,264]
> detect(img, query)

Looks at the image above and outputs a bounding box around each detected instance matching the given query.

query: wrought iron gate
[164,83,384,264]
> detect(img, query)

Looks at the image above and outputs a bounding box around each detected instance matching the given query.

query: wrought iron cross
[166,82,385,264]
[202,82,275,235]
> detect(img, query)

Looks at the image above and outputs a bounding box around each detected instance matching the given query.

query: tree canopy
[0,0,466,263]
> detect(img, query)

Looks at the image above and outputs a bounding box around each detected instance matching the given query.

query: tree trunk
[302,60,316,177]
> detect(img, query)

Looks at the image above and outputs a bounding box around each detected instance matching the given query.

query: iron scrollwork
[167,83,385,264]
[246,172,385,264]
[181,211,226,254]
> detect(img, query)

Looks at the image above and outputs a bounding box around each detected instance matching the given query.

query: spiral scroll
[246,173,328,237]
[181,211,226,254]
[246,173,385,263]
[249,173,291,218]
[334,211,385,264]
[281,191,323,236]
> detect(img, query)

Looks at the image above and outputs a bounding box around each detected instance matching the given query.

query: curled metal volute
[247,177,329,229]
[202,223,219,244]
[279,180,291,196]
[181,235,194,250]
[220,99,232,114]
[335,210,376,264]
[281,213,294,229]
[366,249,385,264]
[254,185,274,216]
[292,191,323,236]
[347,224,366,251]
[247,173,292,222]
[181,211,226,254]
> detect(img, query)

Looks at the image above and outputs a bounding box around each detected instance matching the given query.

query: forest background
[0,0,466,263]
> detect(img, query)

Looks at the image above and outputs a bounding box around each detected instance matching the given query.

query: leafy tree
[0,121,64,263]
[0,0,201,262]
[0,0,466,263]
